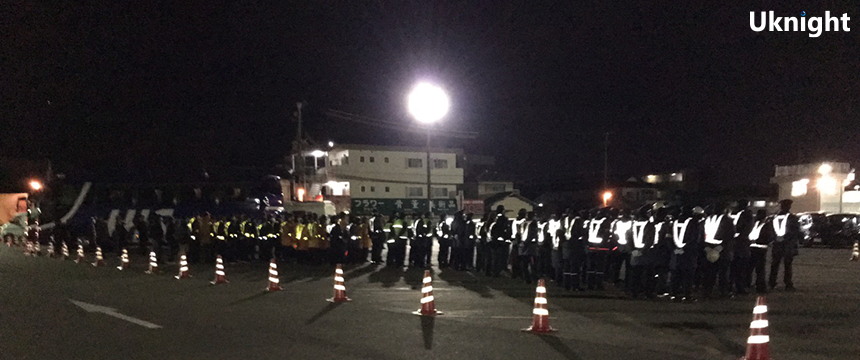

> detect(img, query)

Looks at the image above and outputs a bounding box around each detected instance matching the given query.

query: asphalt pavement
[1,245,858,360]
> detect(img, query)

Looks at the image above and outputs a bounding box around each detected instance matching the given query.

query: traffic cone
[47,242,55,257]
[211,255,228,284]
[62,242,70,260]
[145,251,158,274]
[738,296,770,360]
[265,259,281,291]
[850,241,859,262]
[327,264,351,302]
[413,270,442,316]
[24,242,33,256]
[522,279,556,333]
[91,246,105,267]
[175,254,190,279]
[75,245,85,263]
[117,249,130,270]
[33,241,41,256]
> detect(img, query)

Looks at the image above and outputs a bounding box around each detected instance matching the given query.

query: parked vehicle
[817,213,860,248]
[799,212,827,247]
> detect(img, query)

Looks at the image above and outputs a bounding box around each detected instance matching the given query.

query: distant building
[483,192,537,218]
[298,144,464,215]
[771,162,856,213]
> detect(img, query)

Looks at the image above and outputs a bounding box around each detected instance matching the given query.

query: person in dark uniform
[369,211,385,264]
[509,209,527,279]
[548,214,564,285]
[329,214,347,265]
[700,203,736,298]
[585,208,612,290]
[165,217,178,263]
[747,209,772,293]
[488,206,510,277]
[628,206,656,299]
[411,213,430,267]
[769,199,800,291]
[134,214,149,256]
[464,213,477,270]
[450,211,468,270]
[518,211,540,284]
[731,200,754,295]
[437,213,452,267]
[149,215,165,264]
[475,214,490,273]
[562,209,587,291]
[608,209,633,286]
[114,219,128,256]
[670,206,701,302]
[390,213,409,268]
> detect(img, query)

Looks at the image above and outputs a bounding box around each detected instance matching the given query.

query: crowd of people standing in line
[31,198,801,303]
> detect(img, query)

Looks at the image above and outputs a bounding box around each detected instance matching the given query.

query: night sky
[4,1,858,188]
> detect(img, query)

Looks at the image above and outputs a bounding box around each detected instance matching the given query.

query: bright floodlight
[310,150,326,157]
[328,141,334,148]
[407,82,449,123]
[819,163,832,175]
[29,180,42,191]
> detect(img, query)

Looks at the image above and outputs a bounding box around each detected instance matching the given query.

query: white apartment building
[771,162,856,213]
[301,144,464,214]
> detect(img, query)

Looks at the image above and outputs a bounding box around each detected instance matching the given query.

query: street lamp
[408,82,450,212]
[602,191,613,207]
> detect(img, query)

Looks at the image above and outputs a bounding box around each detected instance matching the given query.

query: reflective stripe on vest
[614,220,632,245]
[673,219,691,249]
[704,215,724,245]
[749,221,765,241]
[773,215,788,237]
[588,219,605,244]
[632,221,647,249]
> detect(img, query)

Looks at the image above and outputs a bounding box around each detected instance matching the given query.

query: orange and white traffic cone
[117,249,130,270]
[327,264,351,302]
[91,247,105,267]
[145,251,158,274]
[47,242,55,257]
[413,270,442,316]
[24,242,33,256]
[175,254,191,279]
[33,241,41,256]
[265,259,282,291]
[75,245,85,263]
[62,242,70,260]
[522,279,556,333]
[738,296,770,360]
[211,255,228,284]
[850,241,859,262]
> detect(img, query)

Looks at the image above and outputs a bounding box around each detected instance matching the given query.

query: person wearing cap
[585,208,612,290]
[670,206,701,302]
[628,206,657,298]
[518,211,540,284]
[730,200,754,295]
[369,211,386,264]
[769,199,800,291]
[747,209,773,293]
[562,209,588,291]
[700,203,736,299]
[487,205,511,277]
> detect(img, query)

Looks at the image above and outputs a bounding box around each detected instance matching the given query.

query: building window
[370,186,376,192]
[384,157,389,163]
[791,179,809,197]
[385,186,390,192]
[360,186,366,193]
[432,159,448,169]
[407,187,424,197]
[360,156,365,163]
[343,156,349,165]
[431,187,449,198]
[370,156,375,163]
[484,183,507,193]
[407,158,423,168]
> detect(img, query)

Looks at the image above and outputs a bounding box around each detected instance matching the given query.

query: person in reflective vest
[281,215,297,263]
[369,211,386,264]
[669,206,701,302]
[411,213,431,268]
[464,213,477,271]
[389,213,409,268]
[651,208,673,297]
[546,214,562,284]
[488,206,511,277]
[314,215,329,265]
[585,208,612,290]
[628,206,656,299]
[747,209,772,293]
[509,209,527,279]
[450,211,469,271]
[730,200,754,295]
[769,199,800,291]
[437,213,452,268]
[700,203,736,298]
[475,214,489,273]
[383,213,395,265]
[517,211,540,284]
[608,209,633,286]
[562,209,587,291]
[307,215,322,264]
[534,215,552,279]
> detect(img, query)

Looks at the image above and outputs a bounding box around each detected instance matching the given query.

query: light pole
[408,82,450,213]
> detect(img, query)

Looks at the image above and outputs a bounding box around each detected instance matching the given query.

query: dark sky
[3,1,858,187]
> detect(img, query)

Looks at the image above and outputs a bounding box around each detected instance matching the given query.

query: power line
[324,109,479,139]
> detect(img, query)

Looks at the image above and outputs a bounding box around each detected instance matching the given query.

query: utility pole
[293,102,304,200]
